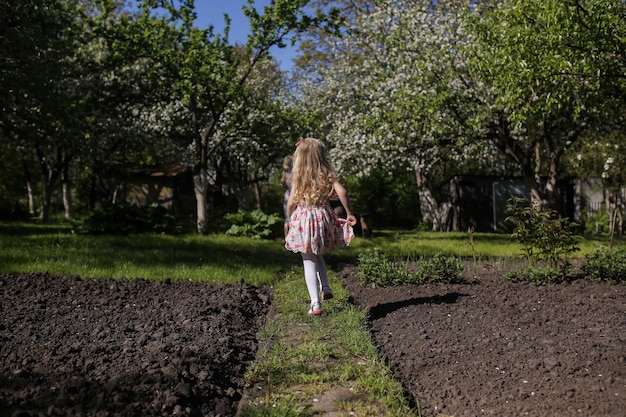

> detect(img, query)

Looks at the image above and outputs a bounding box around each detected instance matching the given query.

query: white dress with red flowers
[285,201,354,255]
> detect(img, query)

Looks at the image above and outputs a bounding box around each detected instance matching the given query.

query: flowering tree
[466,0,625,208]
[0,0,94,221]
[121,0,336,233]
[295,0,495,230]
[295,0,625,230]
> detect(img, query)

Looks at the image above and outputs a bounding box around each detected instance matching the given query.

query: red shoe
[308,302,322,315]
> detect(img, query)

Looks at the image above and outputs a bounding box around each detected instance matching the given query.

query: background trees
[1,0,623,233]
[291,0,625,230]
[466,0,625,209]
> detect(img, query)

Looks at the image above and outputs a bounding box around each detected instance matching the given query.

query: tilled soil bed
[0,273,271,417]
[339,263,626,417]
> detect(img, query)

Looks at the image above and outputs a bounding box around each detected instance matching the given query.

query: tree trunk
[543,148,562,210]
[254,182,261,210]
[23,162,35,216]
[415,165,451,232]
[450,176,460,232]
[62,160,73,219]
[26,180,35,216]
[39,180,51,222]
[193,167,209,233]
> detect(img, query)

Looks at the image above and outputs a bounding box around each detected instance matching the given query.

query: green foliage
[238,403,312,417]
[501,265,567,286]
[357,248,464,287]
[224,209,281,240]
[357,248,412,287]
[583,247,626,284]
[415,253,464,284]
[506,198,580,268]
[584,210,611,235]
[73,203,182,235]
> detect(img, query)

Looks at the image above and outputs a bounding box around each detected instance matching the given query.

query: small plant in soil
[357,249,464,286]
[504,197,580,284]
[583,247,626,284]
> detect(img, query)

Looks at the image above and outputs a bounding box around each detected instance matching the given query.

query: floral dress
[285,200,355,255]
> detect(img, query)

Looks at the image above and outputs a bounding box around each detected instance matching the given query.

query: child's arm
[333,181,357,226]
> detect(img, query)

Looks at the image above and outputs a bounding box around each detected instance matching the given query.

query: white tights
[301,252,331,305]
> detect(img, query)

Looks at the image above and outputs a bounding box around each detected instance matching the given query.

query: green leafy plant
[584,210,610,236]
[466,226,478,272]
[583,247,626,284]
[357,248,412,287]
[506,197,580,268]
[224,209,281,240]
[358,249,464,286]
[501,265,567,286]
[415,252,465,284]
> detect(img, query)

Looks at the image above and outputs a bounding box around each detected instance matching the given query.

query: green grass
[0,222,294,286]
[2,220,624,416]
[240,270,416,417]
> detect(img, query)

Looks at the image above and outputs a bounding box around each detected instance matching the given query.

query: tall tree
[126,0,335,233]
[0,0,88,221]
[466,0,626,208]
[294,0,498,230]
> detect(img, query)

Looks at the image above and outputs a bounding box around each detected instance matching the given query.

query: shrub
[501,266,566,286]
[584,210,610,235]
[224,209,281,240]
[416,253,464,284]
[73,203,182,235]
[506,197,580,268]
[583,247,626,284]
[357,249,464,287]
[357,248,413,287]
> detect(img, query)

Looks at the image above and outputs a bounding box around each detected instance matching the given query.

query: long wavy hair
[291,138,336,206]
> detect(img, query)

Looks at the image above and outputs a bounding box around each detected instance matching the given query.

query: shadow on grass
[0,221,297,284]
[0,221,72,235]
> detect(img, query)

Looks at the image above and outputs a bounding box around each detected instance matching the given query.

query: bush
[506,197,580,268]
[415,253,464,284]
[357,248,412,287]
[501,265,566,286]
[224,209,281,240]
[584,210,611,235]
[583,247,626,284]
[73,203,182,235]
[357,249,464,287]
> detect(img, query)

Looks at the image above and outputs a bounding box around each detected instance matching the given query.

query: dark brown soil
[339,261,626,417]
[2,264,625,417]
[0,273,270,417]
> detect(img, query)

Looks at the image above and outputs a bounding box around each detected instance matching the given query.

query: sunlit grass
[243,269,418,417]
[0,223,296,286]
[337,229,619,260]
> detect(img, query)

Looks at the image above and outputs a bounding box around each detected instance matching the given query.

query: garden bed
[0,273,270,417]
[340,260,626,417]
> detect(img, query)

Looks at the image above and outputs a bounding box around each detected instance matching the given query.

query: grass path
[238,268,419,417]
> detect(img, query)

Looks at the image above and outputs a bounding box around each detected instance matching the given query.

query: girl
[285,138,357,315]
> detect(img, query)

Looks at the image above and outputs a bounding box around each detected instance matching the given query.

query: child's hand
[346,214,357,227]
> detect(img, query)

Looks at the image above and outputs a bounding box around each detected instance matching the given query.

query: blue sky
[192,1,299,71]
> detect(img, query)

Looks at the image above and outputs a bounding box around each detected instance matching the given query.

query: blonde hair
[291,138,336,206]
